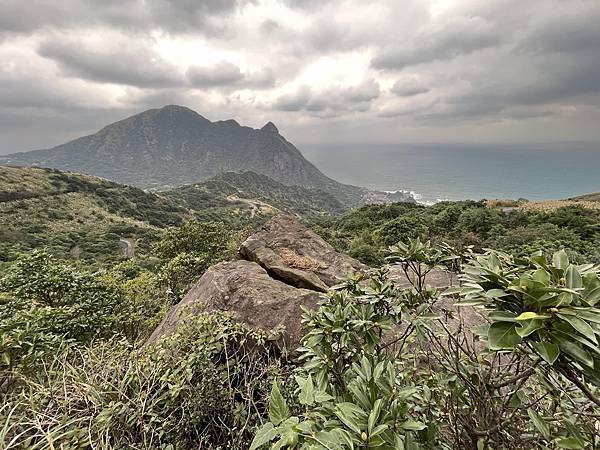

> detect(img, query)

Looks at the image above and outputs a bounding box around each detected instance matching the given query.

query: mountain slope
[570,192,600,202]
[0,166,350,264]
[165,171,346,220]
[0,105,410,207]
[0,166,188,264]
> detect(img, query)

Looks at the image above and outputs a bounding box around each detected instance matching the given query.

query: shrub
[0,313,288,450]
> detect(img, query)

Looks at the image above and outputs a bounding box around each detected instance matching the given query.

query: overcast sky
[1,0,600,154]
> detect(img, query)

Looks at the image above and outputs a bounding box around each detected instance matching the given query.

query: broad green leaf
[489,311,518,323]
[556,437,584,449]
[527,408,550,439]
[249,422,279,450]
[554,337,594,368]
[553,249,569,270]
[400,420,427,431]
[368,399,383,434]
[488,322,522,350]
[572,308,600,324]
[314,391,334,403]
[312,430,345,450]
[442,287,462,296]
[583,286,600,306]
[334,402,367,434]
[269,381,289,426]
[565,266,582,290]
[298,374,315,406]
[514,312,550,321]
[557,314,598,344]
[370,424,388,438]
[532,341,560,364]
[486,289,509,298]
[516,319,544,337]
[532,268,551,285]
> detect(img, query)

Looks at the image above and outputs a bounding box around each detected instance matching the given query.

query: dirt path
[119,238,134,258]
[226,195,273,218]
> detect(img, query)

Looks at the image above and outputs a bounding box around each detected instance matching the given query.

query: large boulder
[146,260,324,347]
[239,214,367,291]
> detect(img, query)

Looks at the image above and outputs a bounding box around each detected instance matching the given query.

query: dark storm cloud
[0,0,248,35]
[38,37,184,88]
[372,16,501,69]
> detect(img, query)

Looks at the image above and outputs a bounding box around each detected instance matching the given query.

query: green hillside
[0,166,188,265]
[0,167,346,265]
[165,171,346,220]
[570,192,600,202]
[313,199,600,265]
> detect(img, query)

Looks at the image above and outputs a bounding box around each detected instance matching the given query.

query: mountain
[0,105,413,207]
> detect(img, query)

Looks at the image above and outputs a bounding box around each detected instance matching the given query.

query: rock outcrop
[146,260,322,347]
[147,215,366,347]
[147,214,482,349]
[240,214,368,291]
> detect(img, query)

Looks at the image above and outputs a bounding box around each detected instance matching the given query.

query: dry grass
[278,248,323,270]
[519,200,600,213]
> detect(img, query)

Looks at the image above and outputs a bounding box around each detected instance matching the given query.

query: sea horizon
[301,141,600,204]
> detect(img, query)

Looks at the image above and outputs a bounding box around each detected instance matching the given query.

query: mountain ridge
[0,105,414,207]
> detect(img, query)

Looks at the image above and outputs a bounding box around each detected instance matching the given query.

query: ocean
[301,142,600,204]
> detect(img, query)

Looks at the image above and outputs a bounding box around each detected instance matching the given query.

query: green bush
[253,242,600,449]
[0,313,288,450]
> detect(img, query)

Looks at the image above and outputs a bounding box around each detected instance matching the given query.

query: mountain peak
[261,121,279,134]
[0,107,370,207]
[154,104,208,121]
[159,104,195,113]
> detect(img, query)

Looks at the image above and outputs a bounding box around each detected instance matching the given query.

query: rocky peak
[261,121,279,134]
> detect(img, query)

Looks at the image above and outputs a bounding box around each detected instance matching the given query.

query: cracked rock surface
[147,215,366,347]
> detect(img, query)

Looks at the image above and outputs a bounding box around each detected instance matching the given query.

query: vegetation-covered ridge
[0,166,187,265]
[165,171,346,219]
[313,199,600,266]
[0,166,349,265]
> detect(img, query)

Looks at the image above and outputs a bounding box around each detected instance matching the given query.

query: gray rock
[239,214,367,292]
[146,260,323,348]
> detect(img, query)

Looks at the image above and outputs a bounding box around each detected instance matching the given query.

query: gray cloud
[187,60,244,87]
[372,15,501,69]
[38,36,184,88]
[0,0,248,36]
[273,85,312,111]
[391,78,430,97]
[271,79,380,115]
[2,0,600,153]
